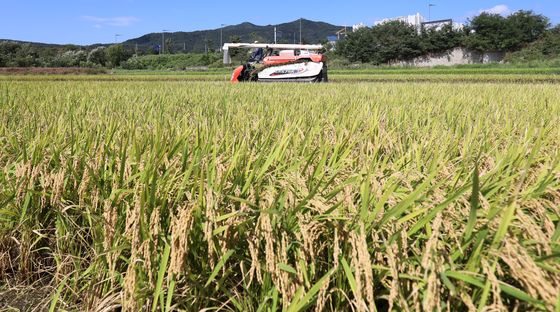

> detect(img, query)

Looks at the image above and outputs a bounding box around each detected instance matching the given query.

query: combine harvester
[222,43,328,83]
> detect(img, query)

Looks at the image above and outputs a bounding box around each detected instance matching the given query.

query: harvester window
[249,48,264,62]
[266,48,273,56]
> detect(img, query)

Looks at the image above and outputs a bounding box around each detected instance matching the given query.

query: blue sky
[2,0,559,45]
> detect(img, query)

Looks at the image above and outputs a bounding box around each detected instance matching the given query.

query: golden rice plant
[0,80,559,311]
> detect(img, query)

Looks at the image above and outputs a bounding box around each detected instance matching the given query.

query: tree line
[0,43,131,68]
[336,10,554,64]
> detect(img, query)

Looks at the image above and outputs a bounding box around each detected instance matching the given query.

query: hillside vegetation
[125,19,342,53]
[505,25,560,64]
[120,53,223,70]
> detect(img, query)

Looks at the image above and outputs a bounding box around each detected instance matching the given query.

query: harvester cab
[222,43,328,83]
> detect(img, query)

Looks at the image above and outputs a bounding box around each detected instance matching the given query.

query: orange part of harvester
[231,65,244,83]
[263,53,325,65]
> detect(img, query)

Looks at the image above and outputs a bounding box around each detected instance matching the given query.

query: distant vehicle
[222,43,328,83]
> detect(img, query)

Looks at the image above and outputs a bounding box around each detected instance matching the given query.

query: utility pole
[428,4,436,22]
[114,34,121,44]
[220,24,226,51]
[161,29,171,55]
[274,27,277,44]
[299,18,302,44]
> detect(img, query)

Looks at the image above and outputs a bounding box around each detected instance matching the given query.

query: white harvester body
[222,43,328,83]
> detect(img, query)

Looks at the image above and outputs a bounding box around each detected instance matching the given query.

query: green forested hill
[124,19,343,53]
[0,19,342,66]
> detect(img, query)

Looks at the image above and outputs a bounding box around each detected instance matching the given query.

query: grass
[331,67,560,75]
[113,65,560,76]
[3,72,560,84]
[2,65,559,84]
[0,78,559,311]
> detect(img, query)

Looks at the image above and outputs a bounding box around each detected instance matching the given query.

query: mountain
[1,19,344,55]
[0,39,108,50]
[123,19,343,53]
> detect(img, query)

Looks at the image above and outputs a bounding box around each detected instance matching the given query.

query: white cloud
[480,4,511,16]
[82,16,140,27]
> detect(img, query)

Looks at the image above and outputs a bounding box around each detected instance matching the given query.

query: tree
[337,21,423,64]
[0,41,24,67]
[464,10,550,51]
[203,39,214,53]
[374,21,423,62]
[51,50,86,67]
[503,10,549,50]
[87,47,107,66]
[227,35,245,63]
[420,24,464,53]
[165,38,174,54]
[463,13,507,51]
[249,32,265,43]
[105,44,131,67]
[337,27,379,63]
[505,25,560,62]
[0,41,59,67]
[541,25,560,56]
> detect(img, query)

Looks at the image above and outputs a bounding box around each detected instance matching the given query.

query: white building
[374,13,426,29]
[352,22,366,32]
[422,19,465,31]
[374,13,464,32]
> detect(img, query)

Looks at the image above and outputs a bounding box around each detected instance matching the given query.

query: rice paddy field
[0,71,559,311]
